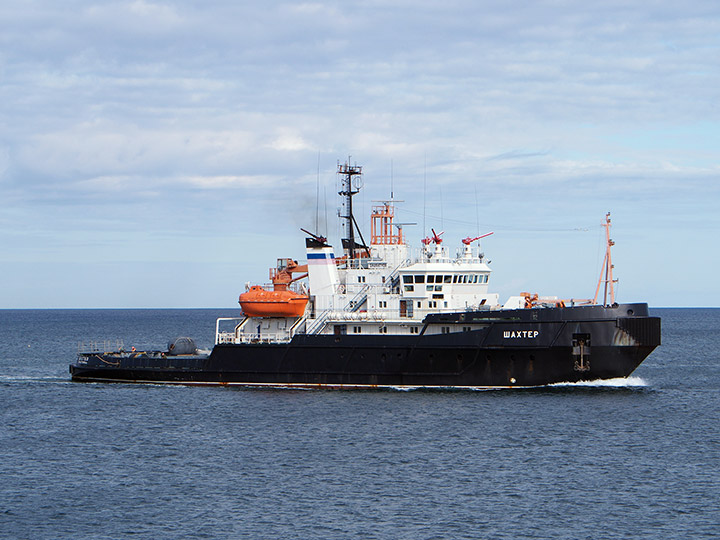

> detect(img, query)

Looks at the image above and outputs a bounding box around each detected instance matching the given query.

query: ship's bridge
[396,247,498,313]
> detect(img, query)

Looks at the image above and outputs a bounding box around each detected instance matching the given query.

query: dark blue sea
[0,308,718,539]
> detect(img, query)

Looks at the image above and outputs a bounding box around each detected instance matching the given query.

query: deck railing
[78,339,125,353]
[215,331,291,344]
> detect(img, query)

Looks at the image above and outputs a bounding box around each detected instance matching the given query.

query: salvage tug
[70,161,661,389]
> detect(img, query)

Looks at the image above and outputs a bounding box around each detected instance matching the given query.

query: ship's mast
[337,160,369,260]
[593,212,617,306]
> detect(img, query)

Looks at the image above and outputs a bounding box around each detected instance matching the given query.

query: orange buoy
[239,286,308,317]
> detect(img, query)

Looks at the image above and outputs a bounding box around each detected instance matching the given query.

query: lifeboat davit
[239,286,308,318]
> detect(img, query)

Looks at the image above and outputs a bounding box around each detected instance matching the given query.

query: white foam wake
[549,376,648,388]
[0,375,69,383]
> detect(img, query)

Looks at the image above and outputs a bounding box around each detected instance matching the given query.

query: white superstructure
[217,174,501,345]
[303,201,498,334]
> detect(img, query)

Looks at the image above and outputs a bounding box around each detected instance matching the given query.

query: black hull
[70,303,661,389]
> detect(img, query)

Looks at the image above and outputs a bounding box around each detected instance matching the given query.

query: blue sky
[1,0,719,308]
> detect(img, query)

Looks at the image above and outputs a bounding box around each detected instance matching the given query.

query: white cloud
[268,129,313,152]
[83,0,185,35]
[181,174,280,188]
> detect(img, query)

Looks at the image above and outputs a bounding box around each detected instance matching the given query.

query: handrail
[385,258,410,288]
[289,315,308,336]
[344,283,371,312]
[78,339,125,353]
[215,317,247,345]
[306,310,331,335]
[216,331,292,344]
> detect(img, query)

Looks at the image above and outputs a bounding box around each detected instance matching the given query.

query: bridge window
[414,275,425,283]
[403,275,412,284]
[444,275,452,283]
[427,275,435,283]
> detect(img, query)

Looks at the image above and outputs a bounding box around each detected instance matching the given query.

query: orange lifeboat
[238,258,309,318]
[239,286,308,317]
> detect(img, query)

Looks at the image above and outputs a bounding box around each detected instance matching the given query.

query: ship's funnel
[306,237,340,310]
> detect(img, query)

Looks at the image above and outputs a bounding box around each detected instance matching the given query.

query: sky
[1,0,719,308]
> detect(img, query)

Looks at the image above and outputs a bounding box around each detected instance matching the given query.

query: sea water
[0,308,718,539]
